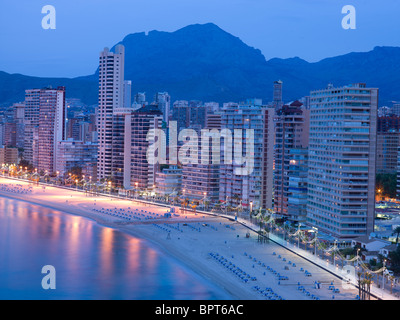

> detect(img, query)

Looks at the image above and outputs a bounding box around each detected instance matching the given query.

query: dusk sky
[0,0,399,78]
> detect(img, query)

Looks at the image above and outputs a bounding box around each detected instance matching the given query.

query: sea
[0,196,230,300]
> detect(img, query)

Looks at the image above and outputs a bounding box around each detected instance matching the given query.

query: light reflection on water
[0,197,229,300]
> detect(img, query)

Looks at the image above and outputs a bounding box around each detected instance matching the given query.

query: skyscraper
[124,80,132,108]
[274,101,310,222]
[97,45,125,182]
[307,83,378,238]
[219,101,274,210]
[124,104,163,190]
[273,80,283,109]
[96,45,137,187]
[24,87,66,173]
[154,92,171,123]
[181,114,222,203]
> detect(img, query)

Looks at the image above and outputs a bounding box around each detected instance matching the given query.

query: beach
[0,177,362,300]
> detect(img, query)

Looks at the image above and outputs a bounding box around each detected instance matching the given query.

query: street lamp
[249,201,253,219]
[310,227,318,256]
[298,223,301,248]
[333,240,338,266]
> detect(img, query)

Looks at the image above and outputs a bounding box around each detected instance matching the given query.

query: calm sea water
[0,196,230,300]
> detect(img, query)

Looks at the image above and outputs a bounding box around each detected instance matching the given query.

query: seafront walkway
[199,211,399,300]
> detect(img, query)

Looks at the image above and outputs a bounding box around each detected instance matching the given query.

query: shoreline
[0,179,251,299]
[0,177,364,300]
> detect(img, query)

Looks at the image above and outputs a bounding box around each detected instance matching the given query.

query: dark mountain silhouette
[1,23,399,107]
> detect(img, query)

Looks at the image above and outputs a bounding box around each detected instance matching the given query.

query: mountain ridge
[0,23,399,107]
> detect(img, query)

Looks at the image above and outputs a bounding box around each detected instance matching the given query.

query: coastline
[0,177,362,300]
[0,178,252,299]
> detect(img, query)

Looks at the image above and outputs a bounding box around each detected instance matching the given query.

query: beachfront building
[112,106,133,188]
[181,126,220,203]
[55,140,98,180]
[181,113,222,204]
[307,83,378,238]
[218,101,275,211]
[24,87,67,173]
[96,44,134,187]
[274,101,310,221]
[0,146,18,165]
[124,104,163,192]
[155,166,182,197]
[97,45,125,182]
[287,148,309,223]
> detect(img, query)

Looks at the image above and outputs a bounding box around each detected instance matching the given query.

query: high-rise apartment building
[24,87,66,173]
[274,101,310,221]
[273,80,283,109]
[97,45,125,182]
[376,132,400,174]
[307,83,378,238]
[172,100,208,132]
[154,92,171,123]
[0,146,18,165]
[155,166,182,197]
[181,114,222,203]
[55,140,98,180]
[396,146,400,200]
[124,104,163,190]
[218,101,274,210]
[287,148,309,223]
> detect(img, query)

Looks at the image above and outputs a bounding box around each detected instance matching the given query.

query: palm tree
[364,272,373,300]
[357,272,362,299]
[392,226,400,244]
[204,199,210,211]
[389,275,396,294]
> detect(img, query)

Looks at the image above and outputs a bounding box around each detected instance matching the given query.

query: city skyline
[1,2,400,302]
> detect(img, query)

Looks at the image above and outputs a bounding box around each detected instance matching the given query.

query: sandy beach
[0,177,362,300]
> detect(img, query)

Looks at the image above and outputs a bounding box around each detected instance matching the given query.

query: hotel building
[24,87,66,173]
[218,101,274,210]
[307,83,378,238]
[124,104,163,191]
[97,45,125,182]
[274,101,310,221]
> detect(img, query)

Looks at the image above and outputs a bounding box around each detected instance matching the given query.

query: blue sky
[0,0,399,78]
